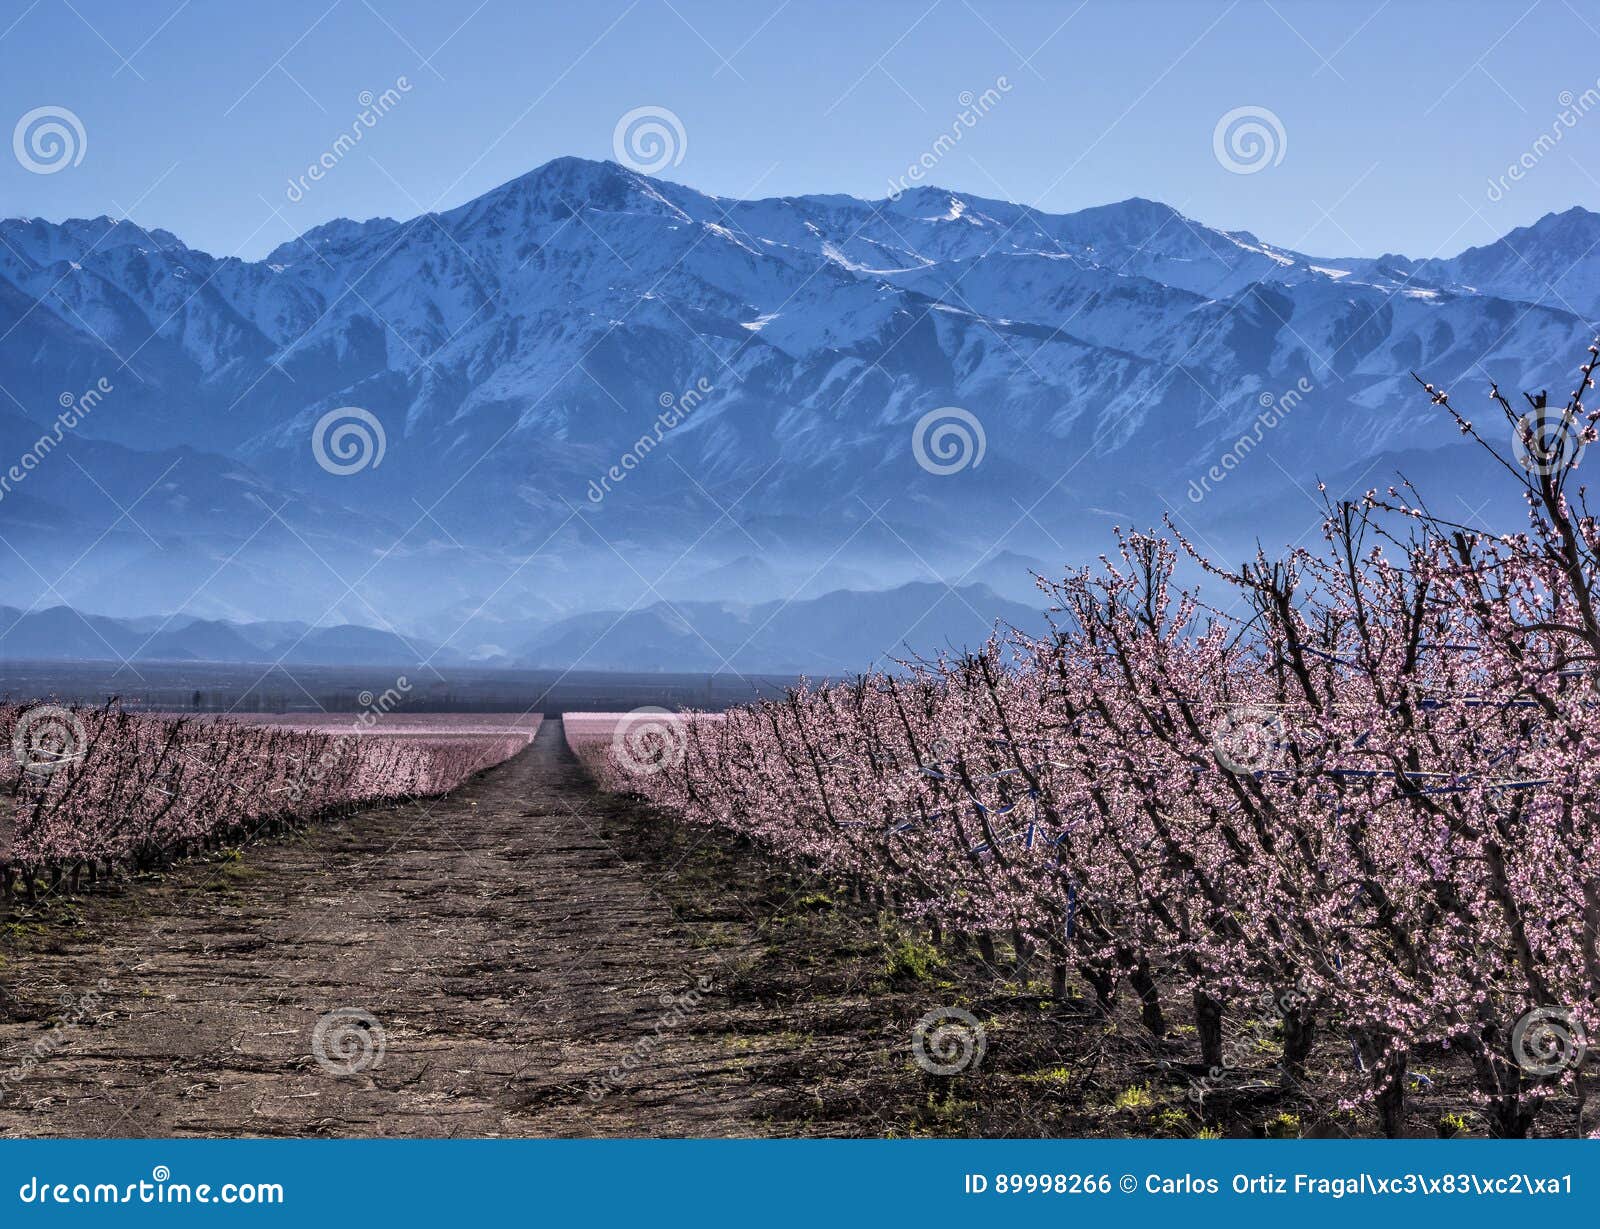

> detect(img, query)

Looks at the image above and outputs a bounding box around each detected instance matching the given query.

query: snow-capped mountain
[0,156,1594,650]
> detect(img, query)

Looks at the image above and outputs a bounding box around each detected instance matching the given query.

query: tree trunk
[1483,1097,1538,1139]
[1282,1005,1316,1087]
[1012,927,1034,972]
[1079,962,1118,1011]
[1129,962,1166,1037]
[1194,990,1224,1070]
[1358,1035,1408,1138]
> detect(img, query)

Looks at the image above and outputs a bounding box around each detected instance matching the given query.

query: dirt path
[0,719,907,1138]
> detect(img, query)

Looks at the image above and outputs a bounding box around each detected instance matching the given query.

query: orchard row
[0,704,538,897]
[612,350,1600,1138]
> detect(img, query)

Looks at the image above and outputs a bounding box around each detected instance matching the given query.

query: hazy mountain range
[0,155,1592,670]
[0,579,1044,676]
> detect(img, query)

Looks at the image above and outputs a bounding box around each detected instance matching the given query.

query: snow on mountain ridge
[1,155,1596,636]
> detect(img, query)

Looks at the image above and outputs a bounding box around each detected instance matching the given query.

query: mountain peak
[442,155,702,231]
[1423,204,1600,308]
[1064,196,1184,231]
[504,154,636,189]
[1460,204,1600,258]
[489,155,671,205]
[0,214,189,259]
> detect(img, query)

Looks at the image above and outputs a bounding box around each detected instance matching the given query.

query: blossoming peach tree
[609,341,1600,1137]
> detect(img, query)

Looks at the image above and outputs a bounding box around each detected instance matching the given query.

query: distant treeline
[0,662,798,716]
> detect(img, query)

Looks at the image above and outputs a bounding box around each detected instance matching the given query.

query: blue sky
[3,0,1597,259]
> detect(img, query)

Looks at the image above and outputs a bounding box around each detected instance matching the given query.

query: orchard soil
[0,720,1540,1138]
